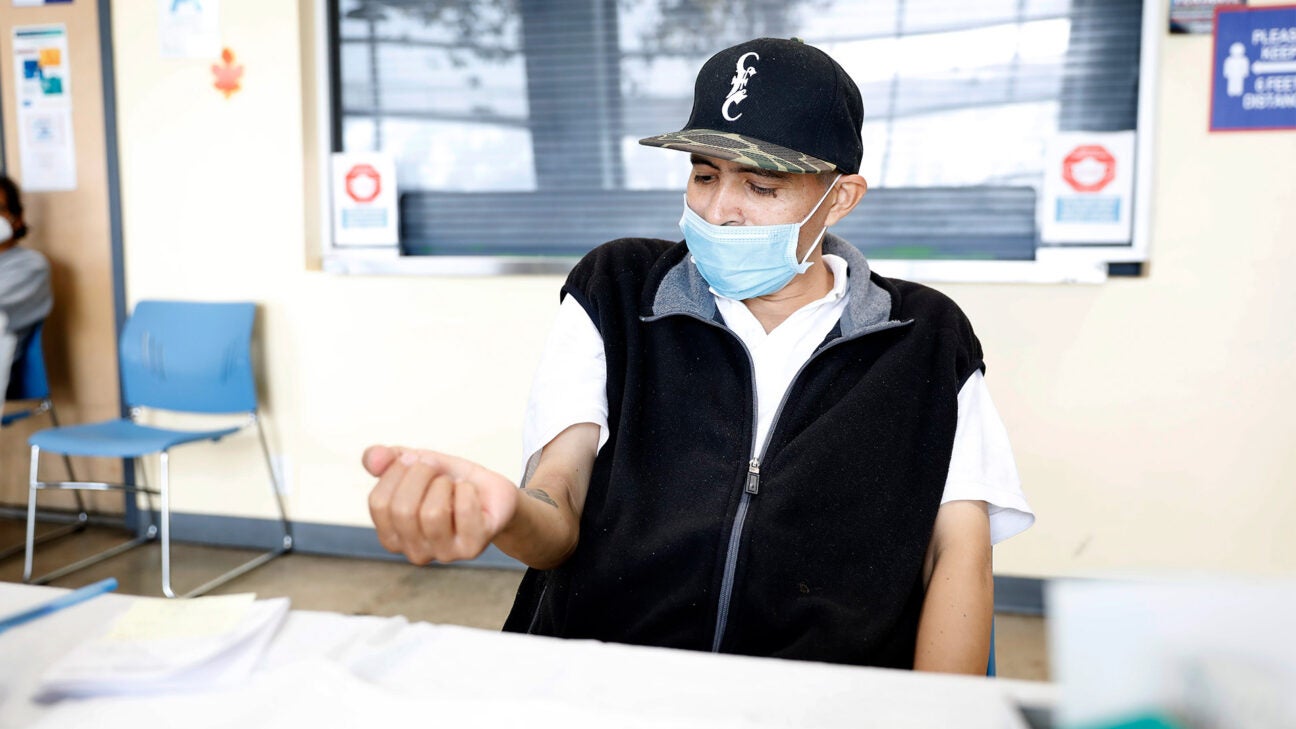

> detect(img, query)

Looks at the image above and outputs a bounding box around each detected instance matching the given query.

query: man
[365,38,1032,673]
[0,174,52,399]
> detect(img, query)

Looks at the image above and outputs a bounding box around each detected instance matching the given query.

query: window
[327,0,1151,275]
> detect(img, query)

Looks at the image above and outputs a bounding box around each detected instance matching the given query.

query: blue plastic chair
[1,322,85,561]
[4,321,57,426]
[23,301,293,598]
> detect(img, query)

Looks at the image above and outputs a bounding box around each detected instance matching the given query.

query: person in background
[0,174,53,400]
[364,38,1034,673]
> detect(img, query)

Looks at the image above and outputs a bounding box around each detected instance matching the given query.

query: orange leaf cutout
[212,47,243,99]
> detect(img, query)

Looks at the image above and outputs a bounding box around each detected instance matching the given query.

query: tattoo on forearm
[523,488,559,508]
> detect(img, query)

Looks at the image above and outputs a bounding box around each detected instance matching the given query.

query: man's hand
[364,446,519,565]
[363,423,599,570]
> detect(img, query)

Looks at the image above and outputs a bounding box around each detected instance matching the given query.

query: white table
[0,582,1054,728]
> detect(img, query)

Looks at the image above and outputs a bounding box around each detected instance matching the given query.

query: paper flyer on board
[11,24,77,192]
[158,0,222,59]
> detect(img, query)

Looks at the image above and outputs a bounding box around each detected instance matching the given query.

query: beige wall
[107,0,1296,578]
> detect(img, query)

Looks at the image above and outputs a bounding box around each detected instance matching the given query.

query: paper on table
[38,594,289,699]
[103,593,255,641]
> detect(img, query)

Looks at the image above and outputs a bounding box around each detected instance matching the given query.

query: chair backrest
[120,300,258,414]
[5,321,51,402]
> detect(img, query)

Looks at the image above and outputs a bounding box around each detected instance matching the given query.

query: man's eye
[748,183,775,196]
[692,174,714,184]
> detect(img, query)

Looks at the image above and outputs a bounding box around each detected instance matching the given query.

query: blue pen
[0,578,118,635]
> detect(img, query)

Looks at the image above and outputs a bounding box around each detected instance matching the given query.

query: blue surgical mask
[679,175,841,300]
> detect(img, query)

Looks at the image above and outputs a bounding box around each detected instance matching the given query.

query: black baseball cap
[639,37,865,175]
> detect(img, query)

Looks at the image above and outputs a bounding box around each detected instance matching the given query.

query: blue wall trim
[7,506,1047,613]
[993,575,1046,615]
[160,512,1046,612]
[167,512,524,570]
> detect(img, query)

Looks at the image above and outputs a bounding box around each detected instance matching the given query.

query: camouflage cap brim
[638,129,837,174]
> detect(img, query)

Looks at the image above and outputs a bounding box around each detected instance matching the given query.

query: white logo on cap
[722,52,759,122]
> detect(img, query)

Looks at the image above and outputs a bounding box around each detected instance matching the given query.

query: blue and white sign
[1211,5,1296,131]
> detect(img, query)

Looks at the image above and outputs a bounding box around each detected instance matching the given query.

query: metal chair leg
[167,419,293,598]
[255,415,294,551]
[22,445,156,586]
[135,457,158,539]
[23,420,294,598]
[47,404,88,521]
[0,406,89,562]
[0,515,86,562]
[23,446,40,582]
[159,452,176,598]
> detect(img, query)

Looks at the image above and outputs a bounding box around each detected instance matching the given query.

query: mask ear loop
[797,174,843,267]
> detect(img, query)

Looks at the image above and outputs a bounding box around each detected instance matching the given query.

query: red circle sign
[344,164,382,203]
[1061,145,1116,193]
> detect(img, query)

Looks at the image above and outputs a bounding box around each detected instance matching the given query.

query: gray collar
[648,233,898,340]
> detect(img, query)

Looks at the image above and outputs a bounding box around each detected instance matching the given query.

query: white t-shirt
[523,254,1034,544]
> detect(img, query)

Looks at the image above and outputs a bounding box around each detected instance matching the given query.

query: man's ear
[825,174,867,227]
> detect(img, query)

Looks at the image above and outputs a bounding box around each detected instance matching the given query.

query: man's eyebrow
[743,166,791,181]
[688,154,791,181]
[689,154,719,170]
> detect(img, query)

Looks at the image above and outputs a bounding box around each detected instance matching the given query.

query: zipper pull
[745,459,761,495]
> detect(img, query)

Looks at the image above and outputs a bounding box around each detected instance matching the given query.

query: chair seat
[29,419,242,457]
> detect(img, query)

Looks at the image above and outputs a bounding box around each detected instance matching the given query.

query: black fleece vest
[503,237,984,668]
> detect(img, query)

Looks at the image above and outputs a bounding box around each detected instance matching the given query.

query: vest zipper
[642,309,912,654]
[712,487,753,651]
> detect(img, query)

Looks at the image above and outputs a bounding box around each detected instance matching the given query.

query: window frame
[313,0,1161,284]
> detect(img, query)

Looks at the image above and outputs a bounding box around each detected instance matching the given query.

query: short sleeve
[941,370,1035,544]
[520,296,610,485]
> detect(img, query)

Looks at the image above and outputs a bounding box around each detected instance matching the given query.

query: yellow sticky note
[39,48,61,68]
